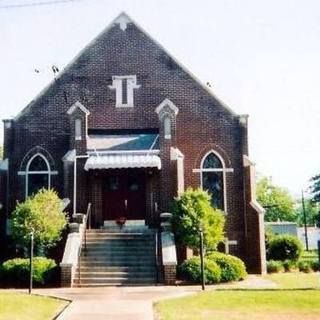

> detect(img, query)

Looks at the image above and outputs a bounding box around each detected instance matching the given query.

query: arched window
[26,153,51,197]
[201,151,225,210]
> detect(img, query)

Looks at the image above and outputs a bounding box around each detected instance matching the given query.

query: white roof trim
[243,155,255,167]
[170,147,184,160]
[155,98,179,116]
[62,149,76,162]
[250,200,265,215]
[114,13,132,31]
[84,153,161,171]
[67,101,90,116]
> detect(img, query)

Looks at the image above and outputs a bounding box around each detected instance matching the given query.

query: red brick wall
[2,21,263,272]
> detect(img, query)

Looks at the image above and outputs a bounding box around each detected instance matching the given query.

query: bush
[0,257,57,287]
[11,189,67,253]
[267,260,284,273]
[178,257,221,284]
[298,260,312,273]
[207,252,247,282]
[267,234,303,261]
[171,188,225,250]
[282,259,298,272]
[311,261,320,272]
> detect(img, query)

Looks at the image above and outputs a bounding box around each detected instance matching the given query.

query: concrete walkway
[36,276,277,320]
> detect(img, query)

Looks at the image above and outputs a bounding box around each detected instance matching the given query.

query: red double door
[103,170,146,221]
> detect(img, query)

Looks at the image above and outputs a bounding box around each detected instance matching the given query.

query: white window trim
[23,153,55,198]
[108,75,141,108]
[194,150,233,213]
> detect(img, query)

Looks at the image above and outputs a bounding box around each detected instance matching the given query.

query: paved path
[36,276,277,320]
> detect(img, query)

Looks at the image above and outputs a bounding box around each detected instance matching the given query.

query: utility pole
[302,190,309,251]
[29,229,34,294]
[199,228,205,291]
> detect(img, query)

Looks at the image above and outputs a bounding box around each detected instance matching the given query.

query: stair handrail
[155,228,160,283]
[77,202,92,286]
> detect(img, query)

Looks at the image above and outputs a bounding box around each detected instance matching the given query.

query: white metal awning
[84,152,161,171]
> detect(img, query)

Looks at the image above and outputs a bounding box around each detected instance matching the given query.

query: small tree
[171,188,225,251]
[11,189,67,254]
[257,176,295,222]
[310,174,320,204]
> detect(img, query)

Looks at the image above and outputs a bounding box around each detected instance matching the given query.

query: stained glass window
[201,152,224,210]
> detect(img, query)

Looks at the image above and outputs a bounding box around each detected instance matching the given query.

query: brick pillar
[239,115,266,274]
[60,264,73,287]
[163,265,177,285]
[155,99,179,213]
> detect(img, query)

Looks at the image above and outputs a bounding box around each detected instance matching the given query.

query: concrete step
[100,227,153,233]
[80,256,155,261]
[85,236,154,242]
[79,261,156,267]
[74,227,157,286]
[74,271,157,279]
[73,282,157,287]
[73,277,157,284]
[82,241,155,250]
[77,266,157,272]
[86,231,154,236]
[81,245,154,251]
[81,252,154,258]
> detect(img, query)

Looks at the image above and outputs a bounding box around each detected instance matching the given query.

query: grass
[264,272,320,289]
[0,292,68,320]
[155,273,320,320]
[155,290,320,320]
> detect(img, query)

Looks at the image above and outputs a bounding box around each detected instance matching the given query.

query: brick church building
[0,13,266,278]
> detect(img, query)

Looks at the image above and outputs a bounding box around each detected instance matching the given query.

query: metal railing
[155,228,160,283]
[77,202,92,286]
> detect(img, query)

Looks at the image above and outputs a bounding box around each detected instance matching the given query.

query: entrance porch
[88,167,160,227]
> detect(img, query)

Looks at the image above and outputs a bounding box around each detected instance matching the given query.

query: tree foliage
[171,188,225,250]
[0,145,3,160]
[310,174,320,204]
[256,177,295,222]
[295,198,320,227]
[11,189,67,253]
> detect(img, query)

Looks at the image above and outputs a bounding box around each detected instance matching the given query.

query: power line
[0,0,85,9]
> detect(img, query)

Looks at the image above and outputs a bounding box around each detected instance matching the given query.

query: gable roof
[15,12,237,120]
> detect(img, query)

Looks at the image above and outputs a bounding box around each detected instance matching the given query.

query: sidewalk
[36,276,276,320]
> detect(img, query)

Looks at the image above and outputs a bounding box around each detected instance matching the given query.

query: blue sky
[0,0,319,197]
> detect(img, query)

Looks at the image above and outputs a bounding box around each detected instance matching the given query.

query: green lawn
[155,290,320,320]
[156,273,320,320]
[0,292,68,320]
[264,272,320,289]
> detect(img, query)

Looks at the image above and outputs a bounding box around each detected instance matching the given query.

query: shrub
[207,252,247,282]
[267,234,303,261]
[11,189,67,253]
[267,260,284,273]
[171,188,225,250]
[298,260,312,273]
[178,257,221,284]
[0,257,57,287]
[310,261,320,272]
[282,259,298,272]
